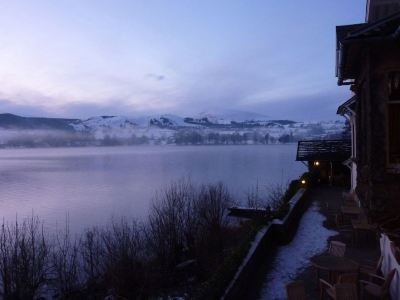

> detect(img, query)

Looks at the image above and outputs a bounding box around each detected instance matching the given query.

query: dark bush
[51,224,82,299]
[0,177,307,299]
[0,217,50,300]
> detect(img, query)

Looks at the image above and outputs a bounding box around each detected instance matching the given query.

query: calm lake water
[0,145,305,233]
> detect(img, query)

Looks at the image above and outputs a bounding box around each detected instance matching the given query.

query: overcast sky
[0,1,366,121]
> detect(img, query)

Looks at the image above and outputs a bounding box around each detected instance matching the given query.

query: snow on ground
[258,203,337,300]
[67,113,345,142]
[160,114,188,126]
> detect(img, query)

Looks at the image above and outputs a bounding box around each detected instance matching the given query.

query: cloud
[0,50,350,121]
[57,101,149,118]
[0,98,50,118]
[246,88,352,121]
[0,85,351,122]
[146,73,166,81]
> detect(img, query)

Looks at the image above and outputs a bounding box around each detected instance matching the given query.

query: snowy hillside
[0,113,347,147]
[67,114,346,143]
[196,110,270,123]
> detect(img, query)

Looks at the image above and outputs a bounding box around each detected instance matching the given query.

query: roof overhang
[337,95,357,116]
[296,140,352,162]
[336,12,400,85]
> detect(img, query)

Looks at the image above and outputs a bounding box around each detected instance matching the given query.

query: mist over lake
[0,145,305,233]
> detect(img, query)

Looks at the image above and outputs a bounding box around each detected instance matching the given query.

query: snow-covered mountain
[68,114,345,140]
[195,110,270,124]
[0,113,347,147]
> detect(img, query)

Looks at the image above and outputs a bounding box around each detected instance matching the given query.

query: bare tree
[0,217,50,299]
[80,227,104,294]
[265,182,288,211]
[246,181,267,209]
[51,221,82,299]
[196,182,232,232]
[100,218,146,298]
[0,222,14,298]
[146,179,197,271]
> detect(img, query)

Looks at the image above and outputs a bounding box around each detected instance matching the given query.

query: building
[336,0,400,219]
[367,0,400,22]
[296,139,351,185]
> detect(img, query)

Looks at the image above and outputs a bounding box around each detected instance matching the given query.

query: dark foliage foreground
[0,181,239,299]
[0,177,302,299]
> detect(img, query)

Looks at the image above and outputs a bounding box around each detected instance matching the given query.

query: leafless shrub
[0,217,50,299]
[194,183,233,274]
[0,223,14,299]
[246,181,268,209]
[100,218,146,298]
[196,182,232,231]
[146,179,198,272]
[51,222,82,299]
[266,182,288,211]
[80,227,104,293]
[0,179,250,298]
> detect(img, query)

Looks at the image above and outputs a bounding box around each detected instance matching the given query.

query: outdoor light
[301,179,306,185]
[314,161,320,166]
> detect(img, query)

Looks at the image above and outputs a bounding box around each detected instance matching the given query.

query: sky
[0,0,366,121]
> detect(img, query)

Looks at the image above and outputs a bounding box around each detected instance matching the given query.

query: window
[388,72,400,166]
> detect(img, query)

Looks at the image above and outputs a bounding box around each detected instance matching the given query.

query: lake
[0,145,305,233]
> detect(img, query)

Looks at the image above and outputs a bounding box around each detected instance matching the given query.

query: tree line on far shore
[0,128,334,148]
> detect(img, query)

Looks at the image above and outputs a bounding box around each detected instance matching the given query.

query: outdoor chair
[335,213,349,227]
[286,281,307,300]
[359,256,383,280]
[359,269,396,299]
[351,214,378,246]
[320,272,358,299]
[328,241,346,257]
[341,191,358,207]
[342,191,354,201]
[319,280,358,300]
[334,214,354,242]
[378,216,400,238]
[389,241,400,263]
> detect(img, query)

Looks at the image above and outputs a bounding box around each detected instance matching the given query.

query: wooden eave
[336,12,400,85]
[337,95,357,116]
[296,140,352,162]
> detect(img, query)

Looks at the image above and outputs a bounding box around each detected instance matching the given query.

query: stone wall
[354,43,400,218]
[221,188,309,300]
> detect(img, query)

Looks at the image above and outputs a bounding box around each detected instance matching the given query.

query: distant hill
[0,112,346,148]
[0,113,301,131]
[0,113,78,131]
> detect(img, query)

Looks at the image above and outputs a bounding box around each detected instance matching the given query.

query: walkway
[258,202,336,299]
[253,185,380,300]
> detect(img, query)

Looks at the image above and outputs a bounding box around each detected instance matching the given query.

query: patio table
[340,205,362,216]
[352,220,377,245]
[311,255,359,282]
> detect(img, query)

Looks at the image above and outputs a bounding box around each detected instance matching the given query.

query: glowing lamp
[301,179,306,185]
[314,161,320,166]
